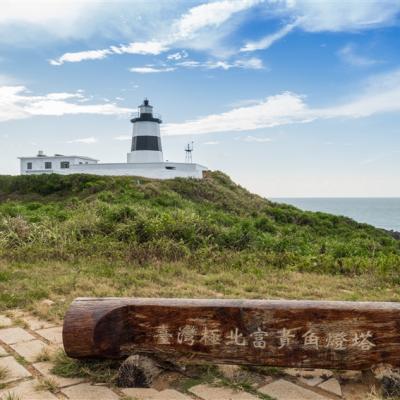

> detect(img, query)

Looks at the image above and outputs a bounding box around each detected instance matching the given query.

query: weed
[35,347,52,363]
[0,365,9,381]
[35,378,59,393]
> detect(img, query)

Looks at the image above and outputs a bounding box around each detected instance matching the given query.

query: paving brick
[11,339,48,363]
[61,383,119,400]
[0,315,13,328]
[153,389,193,399]
[318,378,342,397]
[121,387,159,399]
[36,327,62,344]
[189,384,258,399]
[259,379,330,400]
[21,316,56,331]
[0,327,35,344]
[33,361,84,388]
[0,379,57,399]
[0,346,7,357]
[0,356,31,384]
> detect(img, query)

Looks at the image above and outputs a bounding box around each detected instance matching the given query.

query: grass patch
[51,350,121,384]
[2,393,21,400]
[35,378,59,394]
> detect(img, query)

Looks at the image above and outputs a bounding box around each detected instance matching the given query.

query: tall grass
[0,172,398,278]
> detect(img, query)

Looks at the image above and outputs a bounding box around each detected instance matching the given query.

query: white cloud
[171,0,263,40]
[129,66,176,74]
[338,44,379,67]
[163,68,400,135]
[112,41,168,55]
[177,57,264,70]
[50,0,263,65]
[163,91,306,135]
[241,135,272,142]
[129,58,263,73]
[0,1,180,45]
[67,137,98,144]
[0,86,131,122]
[240,21,298,52]
[50,49,112,65]
[241,0,400,52]
[0,0,97,41]
[167,50,188,60]
[278,0,400,32]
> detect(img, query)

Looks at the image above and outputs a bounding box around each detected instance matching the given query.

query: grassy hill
[0,172,399,318]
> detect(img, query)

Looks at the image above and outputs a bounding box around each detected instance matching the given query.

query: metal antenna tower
[185,142,194,163]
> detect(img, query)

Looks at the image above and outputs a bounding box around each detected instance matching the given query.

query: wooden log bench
[63,298,400,371]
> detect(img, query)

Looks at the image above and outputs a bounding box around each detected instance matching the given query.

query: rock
[285,368,333,380]
[318,378,342,397]
[338,370,363,382]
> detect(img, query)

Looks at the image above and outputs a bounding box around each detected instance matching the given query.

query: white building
[19,100,208,179]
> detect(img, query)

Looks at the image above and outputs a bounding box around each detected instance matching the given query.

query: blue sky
[1,0,400,197]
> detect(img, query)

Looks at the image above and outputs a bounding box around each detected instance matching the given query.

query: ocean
[274,198,400,232]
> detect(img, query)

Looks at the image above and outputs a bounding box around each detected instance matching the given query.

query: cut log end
[117,355,162,388]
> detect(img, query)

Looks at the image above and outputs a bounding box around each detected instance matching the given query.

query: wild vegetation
[0,172,399,317]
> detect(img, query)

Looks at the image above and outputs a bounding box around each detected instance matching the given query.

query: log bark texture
[63,298,400,369]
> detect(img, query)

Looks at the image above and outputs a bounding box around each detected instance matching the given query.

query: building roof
[18,155,99,161]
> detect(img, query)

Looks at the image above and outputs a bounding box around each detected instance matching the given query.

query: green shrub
[0,172,398,277]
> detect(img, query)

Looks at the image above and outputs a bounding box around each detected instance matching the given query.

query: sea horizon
[273,197,400,232]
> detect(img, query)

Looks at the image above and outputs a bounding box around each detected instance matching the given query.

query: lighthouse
[19,98,208,179]
[127,99,163,163]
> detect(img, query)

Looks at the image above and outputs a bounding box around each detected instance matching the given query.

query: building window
[60,161,70,169]
[45,161,52,169]
[27,162,32,170]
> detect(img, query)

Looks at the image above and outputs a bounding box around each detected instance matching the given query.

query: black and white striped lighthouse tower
[127,99,163,163]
